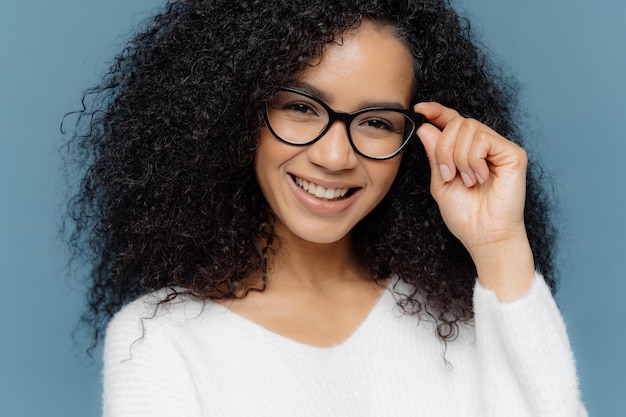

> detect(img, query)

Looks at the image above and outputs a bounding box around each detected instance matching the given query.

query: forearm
[474,273,587,417]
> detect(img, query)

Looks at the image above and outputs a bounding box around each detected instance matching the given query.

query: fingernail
[475,172,484,184]
[461,172,474,187]
[439,164,453,182]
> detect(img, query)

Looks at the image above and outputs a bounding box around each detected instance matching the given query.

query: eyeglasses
[264,88,425,160]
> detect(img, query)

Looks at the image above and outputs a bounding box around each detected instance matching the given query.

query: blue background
[1,1,624,415]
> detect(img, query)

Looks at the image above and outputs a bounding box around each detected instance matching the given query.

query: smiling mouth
[292,175,359,200]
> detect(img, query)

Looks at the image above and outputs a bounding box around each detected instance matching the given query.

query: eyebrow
[286,80,410,110]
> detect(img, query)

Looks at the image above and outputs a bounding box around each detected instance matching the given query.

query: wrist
[470,235,535,302]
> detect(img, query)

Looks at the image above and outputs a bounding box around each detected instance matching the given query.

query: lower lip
[288,175,360,216]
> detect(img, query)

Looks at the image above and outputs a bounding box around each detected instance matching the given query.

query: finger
[467,130,495,185]
[433,116,465,183]
[454,118,503,187]
[415,102,465,183]
[415,122,449,184]
[414,102,462,130]
[481,131,528,175]
[453,119,480,187]
[462,126,527,186]
[417,119,466,185]
[416,102,515,185]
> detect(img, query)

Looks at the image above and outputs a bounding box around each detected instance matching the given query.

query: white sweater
[103,274,587,416]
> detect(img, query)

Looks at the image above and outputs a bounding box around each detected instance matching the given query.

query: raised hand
[415,102,535,300]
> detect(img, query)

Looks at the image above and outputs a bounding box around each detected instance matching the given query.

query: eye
[353,111,408,139]
[357,114,405,134]
[361,118,396,131]
[282,102,316,115]
[274,95,327,123]
[267,90,325,120]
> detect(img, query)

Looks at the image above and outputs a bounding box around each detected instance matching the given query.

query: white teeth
[294,176,350,200]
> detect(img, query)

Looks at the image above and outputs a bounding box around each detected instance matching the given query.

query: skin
[222,21,535,347]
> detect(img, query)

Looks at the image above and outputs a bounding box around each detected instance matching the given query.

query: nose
[306,120,359,171]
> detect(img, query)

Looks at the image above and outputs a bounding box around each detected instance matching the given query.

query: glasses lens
[266,90,328,144]
[350,110,414,159]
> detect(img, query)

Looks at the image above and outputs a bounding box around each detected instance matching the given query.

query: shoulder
[108,288,197,328]
[104,288,222,355]
[102,289,214,415]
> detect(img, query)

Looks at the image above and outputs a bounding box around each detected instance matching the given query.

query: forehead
[292,21,416,108]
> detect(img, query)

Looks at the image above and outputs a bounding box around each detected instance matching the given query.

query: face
[255,22,415,245]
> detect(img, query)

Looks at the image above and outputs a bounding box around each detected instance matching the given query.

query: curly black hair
[64,0,557,347]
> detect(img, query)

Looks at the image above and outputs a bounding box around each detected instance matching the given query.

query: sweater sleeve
[473,272,587,417]
[102,298,203,417]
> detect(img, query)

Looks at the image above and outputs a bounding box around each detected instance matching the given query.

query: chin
[278,222,354,246]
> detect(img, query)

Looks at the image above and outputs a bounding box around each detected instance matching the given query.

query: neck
[264,228,371,291]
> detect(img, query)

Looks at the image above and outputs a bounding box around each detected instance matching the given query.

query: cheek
[357,160,402,219]
[254,129,281,173]
[253,129,296,196]
[372,158,402,195]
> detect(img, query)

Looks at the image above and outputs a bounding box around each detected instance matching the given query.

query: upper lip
[289,173,361,190]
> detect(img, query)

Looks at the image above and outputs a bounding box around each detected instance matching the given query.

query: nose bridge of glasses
[325,108,356,139]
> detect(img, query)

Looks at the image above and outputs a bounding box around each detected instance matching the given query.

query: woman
[65,0,587,415]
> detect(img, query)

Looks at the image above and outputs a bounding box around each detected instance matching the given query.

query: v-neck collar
[209,277,396,352]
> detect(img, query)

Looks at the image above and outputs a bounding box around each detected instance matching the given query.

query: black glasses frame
[264,87,425,160]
